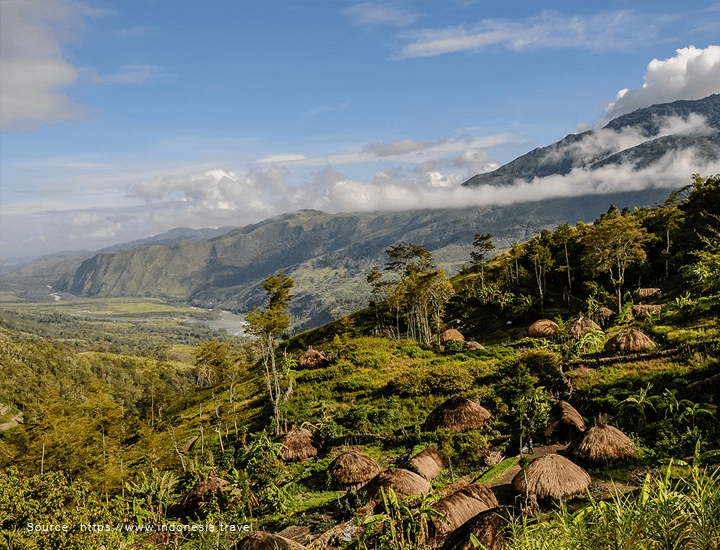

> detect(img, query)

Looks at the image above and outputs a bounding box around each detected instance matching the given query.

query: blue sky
[2,0,720,262]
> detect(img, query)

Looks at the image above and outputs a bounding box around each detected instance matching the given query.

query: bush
[444,339,464,352]
[398,344,434,359]
[389,360,474,396]
[345,337,395,369]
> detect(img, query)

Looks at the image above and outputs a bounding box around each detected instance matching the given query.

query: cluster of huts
[236,293,661,548]
[236,395,637,550]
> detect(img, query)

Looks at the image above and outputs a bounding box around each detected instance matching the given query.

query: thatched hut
[238,532,307,550]
[632,305,662,319]
[423,396,491,433]
[440,329,465,345]
[362,468,431,500]
[604,328,655,354]
[430,483,498,537]
[528,319,558,338]
[638,288,662,302]
[544,401,586,443]
[408,445,447,481]
[179,476,228,518]
[573,424,637,463]
[512,454,591,500]
[329,449,380,489]
[571,317,602,339]
[279,428,318,462]
[463,340,485,351]
[439,508,503,550]
[595,307,614,326]
[298,348,328,369]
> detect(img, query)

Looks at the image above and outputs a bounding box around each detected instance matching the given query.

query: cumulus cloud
[0,0,104,131]
[604,46,720,119]
[344,3,422,27]
[395,10,674,59]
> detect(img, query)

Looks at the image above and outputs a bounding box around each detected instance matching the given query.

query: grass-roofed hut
[512,454,591,500]
[438,508,503,550]
[238,532,307,550]
[573,424,637,463]
[279,428,318,462]
[362,468,431,500]
[329,449,380,489]
[544,401,586,444]
[440,328,465,345]
[595,307,614,326]
[423,396,491,433]
[298,348,328,369]
[429,483,498,537]
[604,328,655,354]
[528,319,558,338]
[408,445,447,481]
[571,317,602,339]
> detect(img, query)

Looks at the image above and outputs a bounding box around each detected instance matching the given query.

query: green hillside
[1,175,719,549]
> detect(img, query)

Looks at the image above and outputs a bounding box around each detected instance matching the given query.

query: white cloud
[395,10,674,59]
[106,64,166,84]
[116,26,159,38]
[0,0,104,131]
[72,213,99,227]
[257,154,307,163]
[344,3,422,27]
[604,45,720,119]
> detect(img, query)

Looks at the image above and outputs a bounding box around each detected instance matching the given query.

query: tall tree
[527,236,553,309]
[553,223,575,294]
[582,214,650,311]
[471,233,495,287]
[246,271,294,435]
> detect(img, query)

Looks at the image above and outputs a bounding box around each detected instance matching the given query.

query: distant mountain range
[9,95,720,332]
[462,94,720,188]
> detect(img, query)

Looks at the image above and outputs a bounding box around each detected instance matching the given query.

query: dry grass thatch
[573,424,637,462]
[423,396,491,433]
[638,288,662,301]
[179,476,228,516]
[298,349,328,369]
[544,401,586,440]
[604,328,655,353]
[571,317,602,339]
[596,307,613,318]
[512,454,591,499]
[440,329,465,345]
[329,449,380,488]
[408,445,447,481]
[632,305,662,319]
[279,428,318,462]
[463,340,485,351]
[528,319,558,338]
[238,531,307,550]
[430,483,498,536]
[363,468,431,500]
[439,508,503,550]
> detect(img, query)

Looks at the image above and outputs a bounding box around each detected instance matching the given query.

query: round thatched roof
[439,508,503,550]
[544,401,586,439]
[463,340,485,351]
[279,428,318,462]
[329,449,380,489]
[571,317,602,339]
[440,328,465,345]
[362,468,431,500]
[512,454,591,499]
[528,319,558,338]
[408,445,447,481]
[638,288,662,300]
[430,483,498,536]
[423,396,491,433]
[238,532,307,550]
[604,328,655,354]
[631,305,662,319]
[573,424,637,463]
[596,307,613,318]
[179,476,228,517]
[298,348,328,369]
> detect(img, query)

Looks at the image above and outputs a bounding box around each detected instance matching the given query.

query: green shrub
[444,339,464,352]
[346,337,395,369]
[389,360,474,396]
[398,344,434,359]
